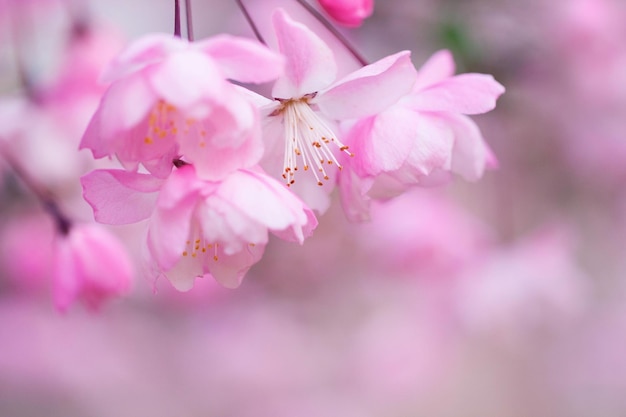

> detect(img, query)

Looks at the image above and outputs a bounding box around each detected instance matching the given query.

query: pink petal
[147,171,201,270]
[198,35,285,84]
[408,73,505,114]
[271,8,338,98]
[179,96,263,181]
[413,49,456,91]
[443,113,493,181]
[199,192,271,254]
[156,165,206,210]
[397,113,454,180]
[338,166,375,222]
[315,51,417,120]
[148,50,225,111]
[54,224,133,311]
[347,108,415,177]
[81,169,164,225]
[217,169,314,242]
[206,244,266,289]
[101,34,183,83]
[53,238,80,311]
[90,73,156,143]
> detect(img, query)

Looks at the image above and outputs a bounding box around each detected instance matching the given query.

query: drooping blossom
[317,0,374,27]
[53,223,133,312]
[248,8,417,212]
[339,49,505,221]
[80,33,284,180]
[81,164,317,290]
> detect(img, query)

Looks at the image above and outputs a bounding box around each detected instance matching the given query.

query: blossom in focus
[339,49,505,221]
[250,9,416,212]
[317,0,374,27]
[80,33,284,180]
[81,164,317,290]
[53,223,133,312]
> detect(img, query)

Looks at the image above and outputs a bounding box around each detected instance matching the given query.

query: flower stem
[185,0,194,41]
[174,0,182,38]
[0,148,72,235]
[293,0,368,66]
[234,0,266,45]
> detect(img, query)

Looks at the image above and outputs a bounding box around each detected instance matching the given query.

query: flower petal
[408,73,506,114]
[101,34,184,83]
[54,224,133,311]
[179,95,263,181]
[413,49,456,91]
[315,51,417,120]
[217,169,315,242]
[206,244,266,289]
[198,35,285,84]
[81,169,164,224]
[271,8,338,98]
[147,170,201,270]
[82,73,156,149]
[443,113,493,181]
[148,50,225,111]
[346,108,415,177]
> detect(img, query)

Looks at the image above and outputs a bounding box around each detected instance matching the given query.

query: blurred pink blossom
[455,226,588,348]
[53,223,133,312]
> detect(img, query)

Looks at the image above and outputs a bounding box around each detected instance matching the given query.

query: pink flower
[53,223,133,312]
[81,164,317,290]
[339,49,505,221]
[81,33,284,180]
[249,9,417,211]
[318,0,374,27]
[455,226,588,347]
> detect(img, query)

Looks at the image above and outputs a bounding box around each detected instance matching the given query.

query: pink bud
[318,0,374,27]
[53,224,133,312]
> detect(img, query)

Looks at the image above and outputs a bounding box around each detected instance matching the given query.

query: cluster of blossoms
[79,2,504,293]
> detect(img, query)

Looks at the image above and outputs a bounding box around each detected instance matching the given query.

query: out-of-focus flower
[53,223,133,312]
[80,33,284,180]
[82,164,317,290]
[0,212,55,294]
[249,8,416,212]
[455,226,588,348]
[340,49,504,221]
[357,189,492,277]
[317,0,374,27]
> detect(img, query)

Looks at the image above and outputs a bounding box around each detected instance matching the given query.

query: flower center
[182,238,219,261]
[274,96,353,186]
[144,100,208,147]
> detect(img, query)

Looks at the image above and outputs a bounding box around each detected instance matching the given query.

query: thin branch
[185,0,194,41]
[294,0,368,66]
[0,148,72,235]
[174,0,181,37]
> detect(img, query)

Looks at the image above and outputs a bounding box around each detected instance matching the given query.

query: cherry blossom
[80,33,284,180]
[339,49,505,221]
[248,8,417,211]
[81,164,317,290]
[53,223,133,312]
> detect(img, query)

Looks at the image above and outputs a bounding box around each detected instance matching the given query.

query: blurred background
[1,0,626,416]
